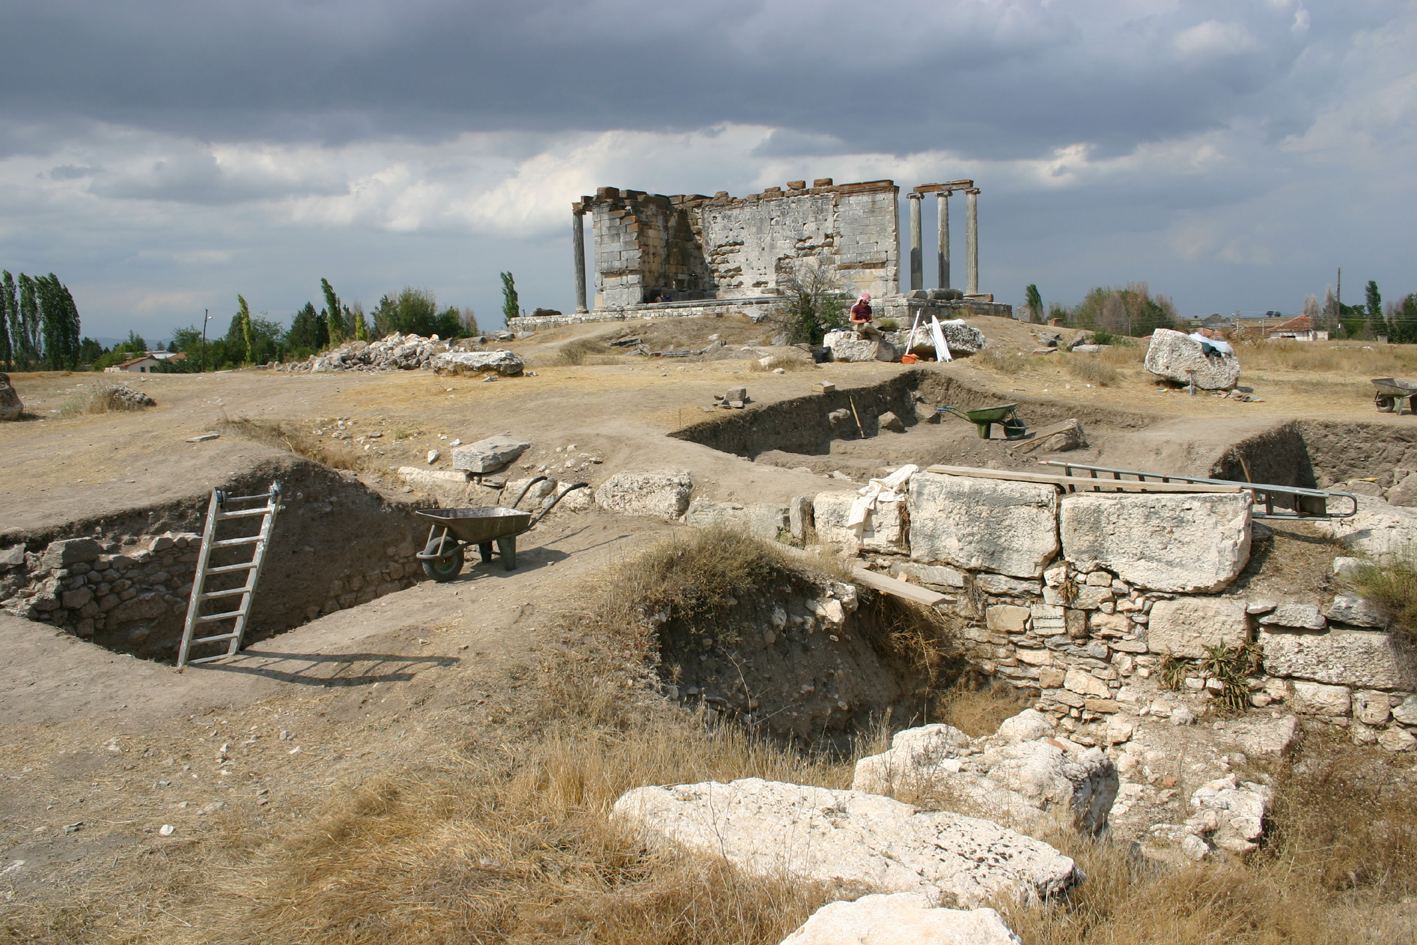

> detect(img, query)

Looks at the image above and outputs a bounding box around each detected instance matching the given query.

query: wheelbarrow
[935,403,1029,440]
[1372,377,1417,415]
[413,478,589,582]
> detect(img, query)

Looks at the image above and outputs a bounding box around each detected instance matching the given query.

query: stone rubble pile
[99,385,157,410]
[282,333,525,377]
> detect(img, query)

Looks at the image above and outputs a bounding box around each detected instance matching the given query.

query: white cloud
[1174,19,1258,58]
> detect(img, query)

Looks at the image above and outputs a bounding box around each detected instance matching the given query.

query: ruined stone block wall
[588,181,899,308]
[809,472,1417,752]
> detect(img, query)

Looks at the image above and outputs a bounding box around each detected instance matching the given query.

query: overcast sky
[1,0,1413,340]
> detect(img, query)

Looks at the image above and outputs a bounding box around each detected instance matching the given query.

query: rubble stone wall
[811,472,1417,751]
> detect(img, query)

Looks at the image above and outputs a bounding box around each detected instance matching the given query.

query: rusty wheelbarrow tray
[413,477,588,582]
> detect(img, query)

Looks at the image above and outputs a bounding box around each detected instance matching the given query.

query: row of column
[908,188,978,296]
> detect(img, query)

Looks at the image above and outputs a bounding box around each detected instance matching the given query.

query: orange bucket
[900,353,919,365]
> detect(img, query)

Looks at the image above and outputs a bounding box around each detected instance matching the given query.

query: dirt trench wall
[655,566,962,745]
[0,458,424,661]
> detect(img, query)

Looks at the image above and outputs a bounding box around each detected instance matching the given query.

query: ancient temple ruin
[507,178,1013,330]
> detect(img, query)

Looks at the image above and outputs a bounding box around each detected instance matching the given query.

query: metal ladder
[1037,461,1358,520]
[176,482,282,669]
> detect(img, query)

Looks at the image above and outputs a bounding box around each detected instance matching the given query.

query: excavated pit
[652,556,979,747]
[1212,420,1417,498]
[0,457,425,662]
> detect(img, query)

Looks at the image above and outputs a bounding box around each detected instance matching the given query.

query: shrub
[875,318,900,332]
[1343,555,1417,638]
[770,262,846,345]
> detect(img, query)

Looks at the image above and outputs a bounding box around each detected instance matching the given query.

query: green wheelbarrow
[936,403,1029,440]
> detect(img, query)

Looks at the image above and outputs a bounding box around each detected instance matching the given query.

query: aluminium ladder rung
[188,653,235,666]
[223,492,275,503]
[191,632,239,645]
[211,535,262,548]
[197,609,246,623]
[216,507,269,520]
[206,561,259,575]
[200,586,250,601]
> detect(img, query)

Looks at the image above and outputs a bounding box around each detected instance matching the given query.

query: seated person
[849,292,876,336]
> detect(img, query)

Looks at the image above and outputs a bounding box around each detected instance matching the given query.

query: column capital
[572,201,586,215]
[965,188,981,196]
[906,191,924,200]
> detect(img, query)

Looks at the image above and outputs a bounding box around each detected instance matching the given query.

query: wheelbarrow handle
[527,482,590,528]
[508,475,549,510]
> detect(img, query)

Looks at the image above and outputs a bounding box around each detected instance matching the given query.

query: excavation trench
[0,456,425,663]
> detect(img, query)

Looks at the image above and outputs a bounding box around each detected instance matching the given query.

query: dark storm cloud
[0,0,1359,157]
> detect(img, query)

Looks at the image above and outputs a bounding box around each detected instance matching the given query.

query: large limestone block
[824,330,898,363]
[1060,492,1251,593]
[852,715,1119,836]
[1290,680,1351,716]
[779,893,1022,945]
[451,435,531,474]
[1311,495,1417,558]
[0,372,21,421]
[594,469,693,520]
[685,498,788,540]
[813,491,907,554]
[909,473,1059,578]
[1259,628,1416,690]
[613,778,1081,907]
[431,349,525,376]
[1148,598,1250,657]
[1188,775,1272,855]
[1143,328,1240,389]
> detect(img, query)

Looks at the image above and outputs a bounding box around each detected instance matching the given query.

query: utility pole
[200,308,211,372]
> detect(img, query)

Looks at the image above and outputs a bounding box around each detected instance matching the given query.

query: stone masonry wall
[587,180,900,309]
[808,471,1417,752]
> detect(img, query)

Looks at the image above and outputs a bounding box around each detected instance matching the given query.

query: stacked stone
[805,469,1417,752]
[284,333,453,373]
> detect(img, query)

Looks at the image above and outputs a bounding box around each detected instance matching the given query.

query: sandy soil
[2,313,1413,923]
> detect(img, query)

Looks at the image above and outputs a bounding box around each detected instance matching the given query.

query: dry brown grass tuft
[933,678,1032,737]
[1342,555,1417,638]
[976,347,1030,375]
[218,416,365,472]
[556,338,614,366]
[1063,354,1121,387]
[58,383,156,416]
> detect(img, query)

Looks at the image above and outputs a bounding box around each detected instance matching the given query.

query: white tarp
[848,464,919,535]
[930,316,953,362]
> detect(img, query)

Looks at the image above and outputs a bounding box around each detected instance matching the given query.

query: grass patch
[1342,555,1417,637]
[1064,354,1121,387]
[556,338,612,366]
[58,383,156,415]
[976,347,1029,374]
[1235,338,1417,376]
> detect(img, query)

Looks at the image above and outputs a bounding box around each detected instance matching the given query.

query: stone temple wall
[588,179,899,309]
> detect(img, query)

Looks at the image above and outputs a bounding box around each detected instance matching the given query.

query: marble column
[908,192,923,291]
[571,205,588,313]
[965,188,980,296]
[936,192,951,289]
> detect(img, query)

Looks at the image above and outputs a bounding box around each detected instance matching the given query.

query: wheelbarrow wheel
[421,536,464,582]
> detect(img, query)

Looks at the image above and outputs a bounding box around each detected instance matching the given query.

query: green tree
[1366,281,1382,320]
[286,302,327,357]
[0,273,9,370]
[77,337,104,366]
[1389,295,1417,344]
[351,302,368,341]
[17,274,40,367]
[59,280,81,369]
[500,271,519,322]
[773,261,845,345]
[1024,284,1043,323]
[236,294,254,364]
[39,274,68,369]
[1071,283,1176,336]
[2,272,20,368]
[321,278,344,345]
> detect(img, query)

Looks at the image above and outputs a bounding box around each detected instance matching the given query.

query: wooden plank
[850,567,948,607]
[924,465,1243,494]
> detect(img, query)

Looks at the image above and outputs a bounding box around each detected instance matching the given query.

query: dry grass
[1342,555,1417,638]
[977,347,1030,375]
[1003,732,1417,945]
[556,338,614,366]
[58,383,155,416]
[1235,338,1417,376]
[934,678,1032,736]
[218,416,365,472]
[1063,354,1121,388]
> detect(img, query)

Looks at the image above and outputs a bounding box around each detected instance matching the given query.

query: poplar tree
[0,275,10,370]
[17,274,40,367]
[500,271,519,322]
[237,294,254,364]
[321,278,344,345]
[1,273,18,368]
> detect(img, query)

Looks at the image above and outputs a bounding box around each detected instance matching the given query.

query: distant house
[104,351,187,373]
[1267,316,1328,342]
